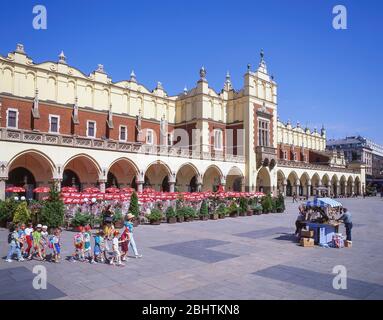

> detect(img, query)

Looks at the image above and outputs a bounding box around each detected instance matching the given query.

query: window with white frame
[6,108,18,129]
[119,125,127,142]
[258,119,270,147]
[214,129,223,150]
[146,129,154,145]
[86,120,96,138]
[49,115,60,133]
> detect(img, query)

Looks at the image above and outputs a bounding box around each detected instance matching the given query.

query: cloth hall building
[0,44,366,200]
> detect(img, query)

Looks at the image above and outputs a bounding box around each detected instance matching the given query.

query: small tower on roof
[257,49,268,74]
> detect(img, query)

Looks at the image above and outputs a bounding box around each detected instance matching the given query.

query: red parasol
[83,187,100,194]
[121,187,135,193]
[5,186,25,193]
[33,186,51,193]
[61,186,78,193]
[105,187,120,193]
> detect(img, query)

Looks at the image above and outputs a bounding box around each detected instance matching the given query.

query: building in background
[327,136,383,191]
[0,44,366,200]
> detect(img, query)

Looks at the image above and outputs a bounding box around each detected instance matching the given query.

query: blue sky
[0,0,381,143]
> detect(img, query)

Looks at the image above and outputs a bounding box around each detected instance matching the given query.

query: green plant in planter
[177,207,196,221]
[129,191,140,218]
[261,194,273,213]
[40,188,65,228]
[228,202,239,217]
[165,206,177,223]
[199,200,209,219]
[176,193,184,210]
[176,207,185,222]
[216,203,228,218]
[239,197,249,215]
[148,209,163,224]
[113,210,124,225]
[90,214,103,228]
[13,202,31,225]
[252,203,263,215]
[71,212,91,227]
[0,196,19,226]
[276,194,285,213]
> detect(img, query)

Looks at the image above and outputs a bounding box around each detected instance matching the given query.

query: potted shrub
[261,194,273,214]
[239,197,250,216]
[70,212,91,230]
[113,210,124,228]
[252,203,263,215]
[0,196,19,228]
[129,191,140,227]
[176,208,185,223]
[229,202,239,218]
[13,201,31,225]
[148,209,163,225]
[276,194,285,213]
[217,204,227,219]
[166,206,177,224]
[40,188,65,230]
[199,200,209,221]
[183,207,196,222]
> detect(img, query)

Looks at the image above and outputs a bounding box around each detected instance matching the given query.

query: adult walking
[338,208,353,242]
[125,213,142,258]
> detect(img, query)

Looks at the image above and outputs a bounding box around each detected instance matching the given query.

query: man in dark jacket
[338,208,353,242]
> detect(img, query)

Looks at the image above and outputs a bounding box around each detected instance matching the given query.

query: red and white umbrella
[105,187,120,193]
[121,187,135,193]
[33,186,51,193]
[61,186,78,193]
[83,187,100,194]
[5,186,25,193]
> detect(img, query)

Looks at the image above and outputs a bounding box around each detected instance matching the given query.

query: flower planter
[246,211,253,216]
[229,212,238,218]
[177,216,184,223]
[184,217,193,222]
[210,213,219,220]
[150,220,161,225]
[219,214,226,219]
[200,215,209,221]
[239,211,246,217]
[167,217,177,224]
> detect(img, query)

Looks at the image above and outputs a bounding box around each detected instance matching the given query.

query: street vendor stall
[302,198,343,247]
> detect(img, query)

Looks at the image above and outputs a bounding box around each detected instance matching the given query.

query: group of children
[5,213,142,267]
[6,223,62,263]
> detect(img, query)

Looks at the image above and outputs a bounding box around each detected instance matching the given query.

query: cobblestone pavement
[0,197,382,300]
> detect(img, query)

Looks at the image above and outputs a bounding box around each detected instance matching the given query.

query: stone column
[220,176,226,192]
[99,180,106,193]
[336,183,341,197]
[307,183,312,198]
[53,179,62,192]
[282,180,287,197]
[169,182,175,193]
[0,179,6,201]
[295,179,300,196]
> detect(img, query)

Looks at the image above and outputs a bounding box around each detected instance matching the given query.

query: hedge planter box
[167,217,177,224]
[177,216,184,223]
[210,213,219,220]
[200,215,209,221]
[239,212,246,217]
[219,214,226,219]
[184,217,194,222]
[150,220,161,225]
[229,212,239,218]
[246,211,253,216]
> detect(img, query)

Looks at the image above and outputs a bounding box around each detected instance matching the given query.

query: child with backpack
[83,225,95,264]
[6,224,24,262]
[71,226,85,262]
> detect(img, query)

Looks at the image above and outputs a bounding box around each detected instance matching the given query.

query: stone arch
[286,171,299,196]
[311,173,320,196]
[256,167,271,194]
[62,154,102,191]
[7,150,56,199]
[107,157,140,190]
[347,176,354,195]
[176,163,200,192]
[145,160,172,191]
[300,172,311,197]
[202,165,223,192]
[355,176,361,195]
[340,175,347,196]
[226,166,244,192]
[331,174,339,197]
[277,170,286,195]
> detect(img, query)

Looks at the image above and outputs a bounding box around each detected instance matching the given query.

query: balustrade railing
[0,128,245,163]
